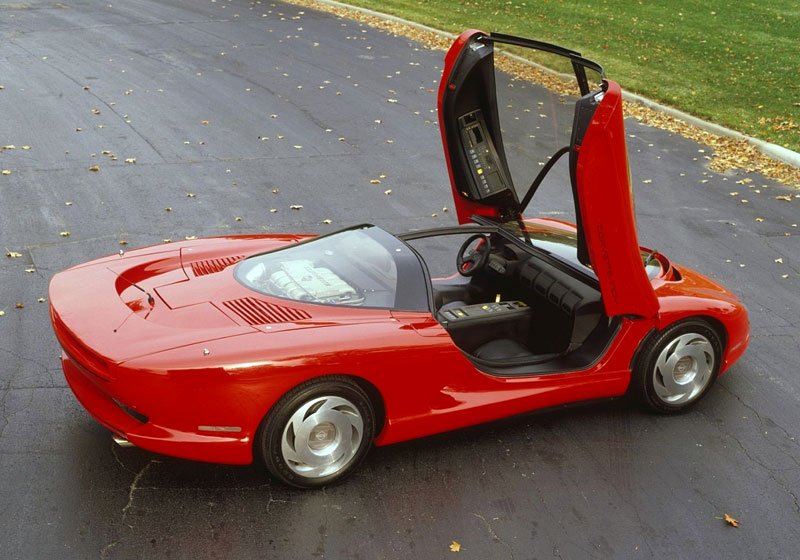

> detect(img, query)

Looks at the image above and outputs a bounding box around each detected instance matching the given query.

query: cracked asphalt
[1,1,799,558]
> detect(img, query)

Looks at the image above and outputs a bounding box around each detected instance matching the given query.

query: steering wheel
[457,234,491,277]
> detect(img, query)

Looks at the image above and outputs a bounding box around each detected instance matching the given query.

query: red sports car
[50,31,749,488]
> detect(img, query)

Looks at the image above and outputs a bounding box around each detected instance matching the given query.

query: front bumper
[62,352,253,465]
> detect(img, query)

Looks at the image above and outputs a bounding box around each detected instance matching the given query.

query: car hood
[49,235,310,363]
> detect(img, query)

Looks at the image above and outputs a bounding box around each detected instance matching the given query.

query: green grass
[341,0,800,152]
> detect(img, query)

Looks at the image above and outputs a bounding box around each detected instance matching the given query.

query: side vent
[223,297,311,325]
[190,255,245,277]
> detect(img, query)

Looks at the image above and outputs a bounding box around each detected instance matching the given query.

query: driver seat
[473,338,534,361]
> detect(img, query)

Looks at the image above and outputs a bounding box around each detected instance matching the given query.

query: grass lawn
[339,0,799,153]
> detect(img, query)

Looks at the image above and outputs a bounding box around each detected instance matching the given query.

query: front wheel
[632,319,723,414]
[258,377,375,488]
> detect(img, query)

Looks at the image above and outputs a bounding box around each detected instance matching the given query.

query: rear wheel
[258,377,375,488]
[633,319,722,414]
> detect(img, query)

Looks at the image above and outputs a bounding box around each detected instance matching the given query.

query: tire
[632,319,723,414]
[258,376,375,488]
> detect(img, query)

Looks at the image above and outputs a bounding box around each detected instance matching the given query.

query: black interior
[431,232,612,373]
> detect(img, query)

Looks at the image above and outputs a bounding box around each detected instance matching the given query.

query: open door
[438,30,659,319]
[438,30,519,224]
[572,82,659,318]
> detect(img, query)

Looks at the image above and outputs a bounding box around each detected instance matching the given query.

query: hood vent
[222,297,311,325]
[190,255,245,277]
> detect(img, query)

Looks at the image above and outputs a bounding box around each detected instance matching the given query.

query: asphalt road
[1,1,799,558]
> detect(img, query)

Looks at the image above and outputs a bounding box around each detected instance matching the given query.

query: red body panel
[575,81,660,319]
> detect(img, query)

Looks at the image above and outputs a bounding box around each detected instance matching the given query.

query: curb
[306,0,800,168]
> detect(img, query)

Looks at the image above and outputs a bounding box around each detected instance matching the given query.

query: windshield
[235,226,429,310]
[493,218,662,280]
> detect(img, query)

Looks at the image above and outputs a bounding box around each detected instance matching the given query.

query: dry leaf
[723,513,739,528]
[0,310,5,317]
[322,219,332,224]
[25,268,35,273]
[642,179,652,184]
[186,192,196,198]
[6,251,22,258]
[21,145,30,150]
[755,217,764,222]
[449,541,461,552]
[65,201,73,206]
[119,240,128,246]
[201,120,209,125]
[234,216,242,221]
[165,207,172,212]
[270,208,278,213]
[37,297,46,303]
[88,165,100,172]
[60,231,70,237]
[289,204,303,210]
[184,235,197,240]
[2,144,15,150]
[15,303,24,309]
[370,179,381,185]
[775,258,784,264]
[272,188,280,194]
[1,170,11,176]
[91,108,101,115]
[384,189,392,195]
[775,195,792,202]
[125,157,136,164]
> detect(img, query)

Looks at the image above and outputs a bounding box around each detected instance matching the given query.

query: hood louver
[190,256,245,277]
[222,297,311,325]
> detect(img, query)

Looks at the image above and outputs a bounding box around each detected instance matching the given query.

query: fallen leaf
[119,240,128,246]
[1,170,11,176]
[88,165,100,172]
[186,192,196,198]
[270,208,278,213]
[165,207,172,212]
[6,251,22,258]
[91,108,101,115]
[21,145,30,150]
[25,268,35,273]
[272,188,280,194]
[642,179,652,184]
[384,189,392,195]
[15,303,24,309]
[234,216,242,221]
[201,120,209,125]
[289,204,303,210]
[184,235,197,240]
[0,310,4,316]
[775,258,784,264]
[755,217,764,222]
[370,179,381,185]
[775,195,792,202]
[60,231,70,237]
[125,157,136,164]
[322,219,332,224]
[2,145,15,150]
[449,541,461,552]
[723,513,739,528]
[65,201,73,206]
[37,297,46,303]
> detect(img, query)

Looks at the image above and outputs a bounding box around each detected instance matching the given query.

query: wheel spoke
[651,331,716,405]
[280,395,365,479]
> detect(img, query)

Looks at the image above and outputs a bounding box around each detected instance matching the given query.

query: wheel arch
[253,372,387,463]
[628,314,728,384]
